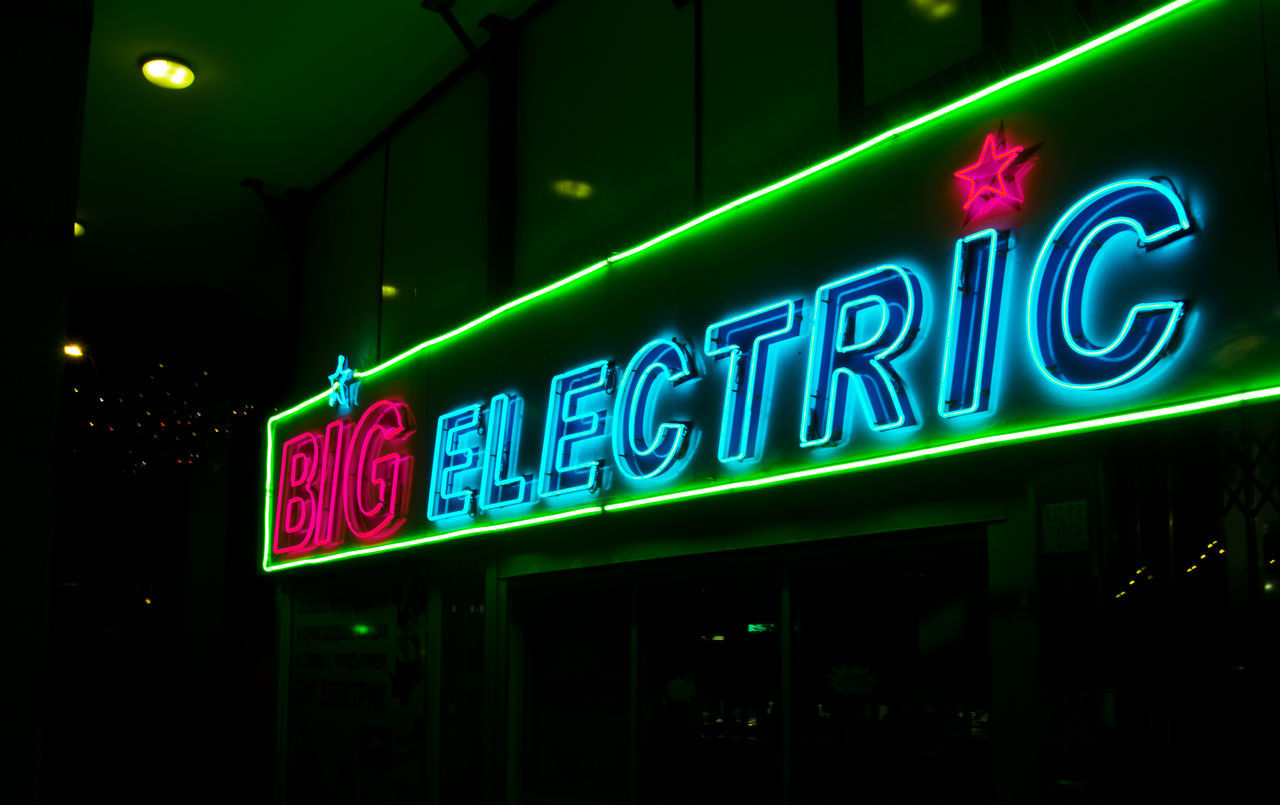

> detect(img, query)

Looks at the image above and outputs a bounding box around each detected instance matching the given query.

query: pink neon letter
[274,432,320,554]
[343,400,415,542]
[315,419,347,547]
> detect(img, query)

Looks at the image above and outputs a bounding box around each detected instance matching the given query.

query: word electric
[273,179,1193,554]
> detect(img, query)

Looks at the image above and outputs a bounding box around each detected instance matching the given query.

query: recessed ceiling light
[551,179,594,200]
[909,0,959,20]
[141,57,195,89]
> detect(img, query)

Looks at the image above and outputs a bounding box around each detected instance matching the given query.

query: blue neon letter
[613,339,698,480]
[1028,180,1191,389]
[479,393,537,511]
[939,229,1008,418]
[427,404,483,521]
[540,361,613,497]
[801,265,922,447]
[706,300,802,462]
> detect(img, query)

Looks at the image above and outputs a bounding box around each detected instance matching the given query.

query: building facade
[266,2,1280,802]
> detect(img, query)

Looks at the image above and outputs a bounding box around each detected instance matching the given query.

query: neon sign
[265,0,1280,570]
[612,339,698,480]
[705,301,802,463]
[273,399,415,553]
[540,361,613,498]
[953,126,1039,226]
[327,354,360,412]
[800,265,923,446]
[1027,180,1191,389]
[272,175,1198,553]
[938,229,1008,418]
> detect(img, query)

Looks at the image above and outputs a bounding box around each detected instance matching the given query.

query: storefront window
[791,543,990,803]
[641,575,782,803]
[285,573,428,803]
[517,581,631,803]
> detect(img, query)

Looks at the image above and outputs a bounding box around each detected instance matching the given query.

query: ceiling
[73,0,534,305]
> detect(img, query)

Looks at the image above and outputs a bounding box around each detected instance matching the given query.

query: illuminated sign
[327,354,360,412]
[274,398,416,554]
[953,128,1035,221]
[264,0,1280,570]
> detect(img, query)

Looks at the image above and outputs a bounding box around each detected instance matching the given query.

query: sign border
[264,0,1280,572]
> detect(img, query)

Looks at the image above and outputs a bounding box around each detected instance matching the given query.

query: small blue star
[327,355,360,411]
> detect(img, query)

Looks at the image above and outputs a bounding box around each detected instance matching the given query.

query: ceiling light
[64,345,84,357]
[141,58,195,89]
[73,221,85,237]
[910,0,959,20]
[551,179,594,199]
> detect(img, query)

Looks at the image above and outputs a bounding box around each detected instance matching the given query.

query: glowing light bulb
[64,345,83,357]
[910,0,960,20]
[141,58,195,89]
[551,178,594,199]
[73,221,85,237]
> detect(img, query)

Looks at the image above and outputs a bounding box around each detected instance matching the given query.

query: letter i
[938,229,1008,418]
[315,419,346,545]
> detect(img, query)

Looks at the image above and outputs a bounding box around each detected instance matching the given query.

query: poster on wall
[288,582,427,800]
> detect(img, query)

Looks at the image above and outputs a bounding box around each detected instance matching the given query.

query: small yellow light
[1218,549,1225,554]
[382,285,398,298]
[910,0,960,20]
[64,345,83,357]
[141,58,195,90]
[551,178,594,199]
[73,221,85,237]
[1128,580,1135,585]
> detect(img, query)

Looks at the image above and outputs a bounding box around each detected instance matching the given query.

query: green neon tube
[602,387,1280,512]
[263,0,1219,571]
[264,506,603,571]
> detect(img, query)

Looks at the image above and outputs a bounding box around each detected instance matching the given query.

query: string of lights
[68,358,257,473]
[1114,539,1227,600]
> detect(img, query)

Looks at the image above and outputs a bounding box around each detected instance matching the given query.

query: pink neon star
[954,133,1024,210]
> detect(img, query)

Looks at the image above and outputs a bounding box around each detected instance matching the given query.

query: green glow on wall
[263,0,1226,572]
[265,0,1204,424]
[601,387,1280,513]
[263,506,603,572]
[606,0,1202,266]
[358,260,612,378]
[265,387,1278,571]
